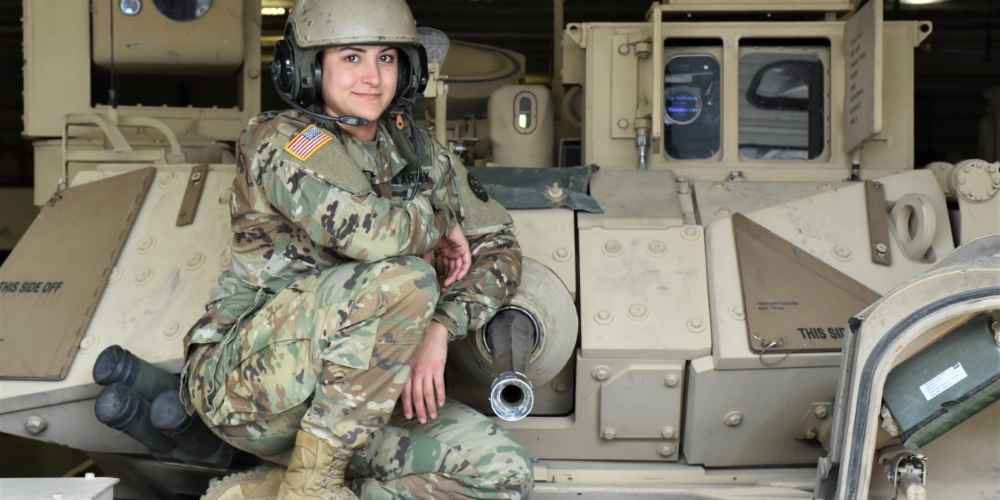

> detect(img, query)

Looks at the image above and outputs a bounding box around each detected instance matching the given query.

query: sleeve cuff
[433,302,469,341]
[432,202,458,235]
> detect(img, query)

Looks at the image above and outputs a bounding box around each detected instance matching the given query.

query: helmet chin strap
[272,76,370,127]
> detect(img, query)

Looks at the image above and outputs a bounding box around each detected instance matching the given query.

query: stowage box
[883,313,1000,450]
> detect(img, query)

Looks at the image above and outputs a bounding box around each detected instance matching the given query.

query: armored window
[738,42,830,161]
[662,43,722,161]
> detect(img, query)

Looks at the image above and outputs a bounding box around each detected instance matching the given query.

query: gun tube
[92,344,235,465]
[150,390,226,460]
[487,308,536,421]
[95,383,178,454]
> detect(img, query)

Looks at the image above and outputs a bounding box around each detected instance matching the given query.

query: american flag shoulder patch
[284,125,332,161]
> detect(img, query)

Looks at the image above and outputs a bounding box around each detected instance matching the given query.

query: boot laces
[318,449,350,489]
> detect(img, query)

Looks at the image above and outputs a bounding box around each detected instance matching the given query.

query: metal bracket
[627,30,653,57]
[565,23,586,48]
[864,180,892,266]
[796,402,834,449]
[885,452,927,499]
[176,165,209,227]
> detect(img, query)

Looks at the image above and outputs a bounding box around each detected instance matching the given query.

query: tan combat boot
[201,465,286,500]
[277,431,357,500]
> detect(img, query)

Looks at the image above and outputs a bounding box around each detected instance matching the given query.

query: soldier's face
[321,46,399,128]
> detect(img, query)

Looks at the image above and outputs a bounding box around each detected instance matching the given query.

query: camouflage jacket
[184,110,521,348]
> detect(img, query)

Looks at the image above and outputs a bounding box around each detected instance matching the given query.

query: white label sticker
[919,363,968,401]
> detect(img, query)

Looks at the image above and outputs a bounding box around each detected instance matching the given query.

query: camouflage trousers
[184,256,533,499]
[348,399,533,500]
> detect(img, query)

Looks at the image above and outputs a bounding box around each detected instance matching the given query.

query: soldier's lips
[353,93,382,101]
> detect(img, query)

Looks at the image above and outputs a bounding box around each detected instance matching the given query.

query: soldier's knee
[466,450,533,499]
[360,256,441,318]
[376,256,440,303]
[432,401,535,497]
[383,255,436,278]
[497,441,535,498]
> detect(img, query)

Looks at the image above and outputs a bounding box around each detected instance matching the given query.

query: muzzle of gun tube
[93,345,180,401]
[490,370,534,421]
[486,308,536,421]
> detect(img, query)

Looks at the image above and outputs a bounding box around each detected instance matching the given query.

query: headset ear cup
[394,51,412,103]
[393,46,429,103]
[414,45,428,96]
[298,56,322,105]
[272,38,297,100]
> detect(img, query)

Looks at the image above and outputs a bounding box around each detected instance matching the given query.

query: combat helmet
[272,0,428,109]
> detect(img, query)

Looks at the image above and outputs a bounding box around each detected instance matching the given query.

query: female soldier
[181,0,533,498]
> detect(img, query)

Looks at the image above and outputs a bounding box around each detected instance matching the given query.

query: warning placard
[733,213,881,353]
[0,168,154,380]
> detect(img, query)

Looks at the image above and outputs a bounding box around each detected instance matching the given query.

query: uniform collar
[339,120,394,185]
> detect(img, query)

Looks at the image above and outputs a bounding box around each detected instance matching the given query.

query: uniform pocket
[317,291,384,370]
[211,289,320,427]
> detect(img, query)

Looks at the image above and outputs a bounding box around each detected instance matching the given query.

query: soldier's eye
[379,54,395,63]
[345,54,359,63]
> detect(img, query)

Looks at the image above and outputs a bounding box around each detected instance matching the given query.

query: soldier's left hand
[437,225,471,286]
[402,321,449,423]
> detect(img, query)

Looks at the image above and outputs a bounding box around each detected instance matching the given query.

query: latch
[864,180,892,266]
[176,164,209,227]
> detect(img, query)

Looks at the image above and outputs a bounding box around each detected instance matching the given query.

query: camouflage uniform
[181,109,530,499]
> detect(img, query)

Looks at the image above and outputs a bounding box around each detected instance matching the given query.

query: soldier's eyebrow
[337,46,397,54]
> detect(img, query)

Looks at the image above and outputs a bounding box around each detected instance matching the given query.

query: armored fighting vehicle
[1,1,998,499]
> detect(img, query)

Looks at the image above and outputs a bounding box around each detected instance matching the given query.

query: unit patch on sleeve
[284,125,332,161]
[467,172,489,202]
